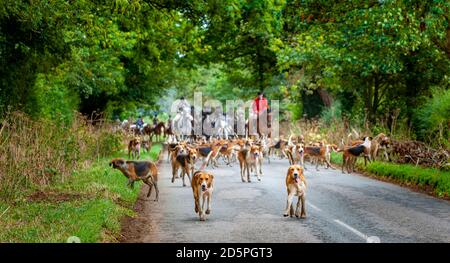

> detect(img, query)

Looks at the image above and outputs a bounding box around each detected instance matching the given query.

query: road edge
[118,143,165,243]
[330,160,450,202]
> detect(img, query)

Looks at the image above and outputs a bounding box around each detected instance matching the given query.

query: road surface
[121,151,450,243]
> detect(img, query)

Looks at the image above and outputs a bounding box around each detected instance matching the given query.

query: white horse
[172,109,193,141]
[215,114,233,140]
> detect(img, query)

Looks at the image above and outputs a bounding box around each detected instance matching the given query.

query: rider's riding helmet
[257,91,264,98]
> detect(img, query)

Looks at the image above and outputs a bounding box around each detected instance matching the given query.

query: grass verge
[330,152,450,198]
[0,144,161,243]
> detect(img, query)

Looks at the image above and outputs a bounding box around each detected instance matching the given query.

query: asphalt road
[130,152,450,243]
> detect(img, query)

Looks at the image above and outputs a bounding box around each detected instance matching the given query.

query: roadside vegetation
[330,152,450,198]
[0,112,161,242]
[0,145,161,243]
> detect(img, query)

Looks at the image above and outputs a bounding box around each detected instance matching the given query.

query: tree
[273,0,450,124]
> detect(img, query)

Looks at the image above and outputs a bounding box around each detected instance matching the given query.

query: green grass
[365,162,450,197]
[0,144,162,243]
[330,152,450,198]
[330,151,343,164]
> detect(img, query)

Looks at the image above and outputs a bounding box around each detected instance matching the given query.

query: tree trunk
[371,75,380,123]
[364,80,373,124]
[364,75,380,125]
[317,88,333,107]
[256,46,264,92]
[446,26,450,59]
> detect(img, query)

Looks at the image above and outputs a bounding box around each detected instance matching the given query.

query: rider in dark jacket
[152,114,158,128]
[135,116,144,129]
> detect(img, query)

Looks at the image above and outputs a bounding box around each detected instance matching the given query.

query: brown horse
[165,122,173,140]
[155,122,166,141]
[143,125,153,136]
[146,122,166,142]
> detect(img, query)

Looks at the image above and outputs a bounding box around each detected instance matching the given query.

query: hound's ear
[287,167,292,177]
[207,174,214,188]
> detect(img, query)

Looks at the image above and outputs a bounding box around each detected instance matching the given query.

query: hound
[351,133,390,161]
[268,138,289,159]
[109,158,159,201]
[128,138,141,159]
[141,139,152,153]
[237,145,262,182]
[191,171,215,221]
[286,143,305,165]
[301,143,338,171]
[341,137,372,173]
[219,140,239,166]
[284,165,306,218]
[197,143,223,169]
[170,144,193,187]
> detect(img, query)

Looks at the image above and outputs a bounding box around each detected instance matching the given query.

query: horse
[172,110,193,141]
[121,119,131,133]
[165,122,174,142]
[132,123,146,136]
[152,122,166,142]
[246,110,271,139]
[144,125,153,136]
[214,114,233,140]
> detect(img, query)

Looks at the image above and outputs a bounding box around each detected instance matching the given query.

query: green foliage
[0,112,124,201]
[0,144,162,242]
[287,102,303,121]
[321,100,342,125]
[365,161,450,198]
[414,88,450,147]
[330,152,450,197]
[273,0,450,125]
[32,73,79,124]
[0,0,203,119]
[330,151,343,165]
[0,199,128,243]
[0,0,449,143]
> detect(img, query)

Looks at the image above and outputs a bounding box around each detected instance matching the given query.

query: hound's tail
[199,151,214,170]
[288,134,294,146]
[286,150,294,164]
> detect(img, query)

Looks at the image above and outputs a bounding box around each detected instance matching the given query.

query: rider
[178,96,191,113]
[173,96,191,124]
[252,91,269,114]
[252,91,270,135]
[135,115,144,130]
[172,96,193,137]
[167,115,172,129]
[152,113,158,128]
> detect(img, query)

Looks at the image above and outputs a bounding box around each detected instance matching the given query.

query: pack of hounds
[110,133,391,221]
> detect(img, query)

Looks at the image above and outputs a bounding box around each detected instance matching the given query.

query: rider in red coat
[252,91,269,114]
[252,91,271,136]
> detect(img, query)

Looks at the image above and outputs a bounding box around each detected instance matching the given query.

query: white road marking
[306,203,379,242]
[307,202,322,212]
[333,219,367,239]
[334,219,380,243]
